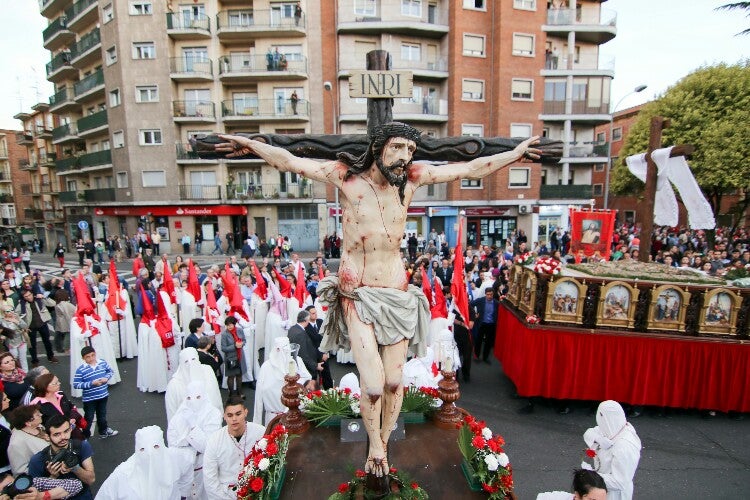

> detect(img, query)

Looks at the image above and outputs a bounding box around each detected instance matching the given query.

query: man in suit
[287,310,323,383]
[304,305,332,389]
[470,288,500,363]
[436,258,453,288]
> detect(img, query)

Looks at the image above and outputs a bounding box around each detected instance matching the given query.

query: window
[136,85,159,102]
[513,0,536,10]
[108,89,120,107]
[512,34,534,56]
[510,123,532,138]
[112,130,124,148]
[462,124,483,137]
[593,184,603,196]
[354,0,376,16]
[511,79,533,100]
[132,42,155,60]
[142,171,166,187]
[401,43,421,61]
[596,132,605,143]
[509,168,530,188]
[461,179,482,188]
[544,79,567,101]
[612,127,622,141]
[463,0,485,10]
[402,0,422,17]
[130,1,153,15]
[102,4,114,23]
[463,34,485,57]
[462,79,484,101]
[139,129,162,145]
[105,46,117,65]
[594,164,605,172]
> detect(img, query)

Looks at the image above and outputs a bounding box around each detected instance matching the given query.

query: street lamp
[603,84,648,209]
[323,81,341,235]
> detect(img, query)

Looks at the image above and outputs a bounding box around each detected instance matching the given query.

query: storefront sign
[329,206,425,216]
[464,207,510,216]
[94,205,247,217]
[174,221,182,229]
[428,206,458,217]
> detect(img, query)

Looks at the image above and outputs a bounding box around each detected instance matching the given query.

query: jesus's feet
[365,455,389,477]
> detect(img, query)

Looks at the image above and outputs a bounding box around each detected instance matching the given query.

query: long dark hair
[337,122,422,180]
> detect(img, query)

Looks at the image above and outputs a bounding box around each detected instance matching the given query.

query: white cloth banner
[625,147,715,229]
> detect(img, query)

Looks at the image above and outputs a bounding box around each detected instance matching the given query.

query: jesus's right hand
[216,134,256,159]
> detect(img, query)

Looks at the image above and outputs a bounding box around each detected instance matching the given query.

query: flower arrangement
[400,386,441,414]
[514,252,534,266]
[533,256,562,275]
[236,424,290,500]
[299,388,360,426]
[457,415,513,498]
[525,314,540,324]
[327,466,429,500]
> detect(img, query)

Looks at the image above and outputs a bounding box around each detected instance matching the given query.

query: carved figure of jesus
[216,122,540,477]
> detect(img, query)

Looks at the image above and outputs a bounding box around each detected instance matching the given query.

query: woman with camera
[6,405,49,475]
[28,374,87,441]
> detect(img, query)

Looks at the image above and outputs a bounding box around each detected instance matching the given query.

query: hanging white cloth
[625,152,678,227]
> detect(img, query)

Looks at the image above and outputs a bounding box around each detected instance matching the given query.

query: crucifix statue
[197,50,559,484]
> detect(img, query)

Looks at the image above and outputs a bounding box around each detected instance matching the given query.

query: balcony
[540,99,611,124]
[337,3,449,39]
[70,28,101,68]
[0,171,11,183]
[560,141,609,163]
[46,51,76,82]
[74,68,105,102]
[0,194,14,204]
[40,182,60,194]
[20,184,33,195]
[179,185,223,201]
[544,7,617,44]
[339,97,448,124]
[169,57,214,82]
[539,184,594,200]
[24,208,44,221]
[19,159,35,171]
[216,9,306,41]
[43,209,65,221]
[76,109,108,137]
[15,132,34,145]
[219,54,308,83]
[58,191,77,203]
[0,146,6,159]
[39,0,67,18]
[40,153,57,166]
[54,155,80,173]
[43,15,75,51]
[52,124,79,144]
[390,58,448,80]
[82,188,115,202]
[166,12,211,39]
[172,101,216,123]
[175,143,219,164]
[226,183,312,200]
[35,125,54,139]
[221,98,310,124]
[541,53,615,78]
[78,150,112,171]
[49,87,80,113]
[65,0,99,32]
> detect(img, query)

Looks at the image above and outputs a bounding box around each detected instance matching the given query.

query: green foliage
[400,386,438,414]
[457,423,476,463]
[610,61,750,208]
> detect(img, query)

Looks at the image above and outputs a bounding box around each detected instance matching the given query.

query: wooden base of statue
[434,369,463,429]
[279,373,309,435]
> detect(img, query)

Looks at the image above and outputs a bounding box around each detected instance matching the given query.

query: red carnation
[343,387,351,395]
[501,474,514,489]
[389,467,397,474]
[464,415,475,424]
[338,483,349,493]
[471,435,486,449]
[355,469,366,478]
[482,483,499,493]
[266,442,278,456]
[585,448,597,458]
[494,435,506,447]
[411,482,419,489]
[253,454,262,467]
[487,439,500,452]
[250,477,264,493]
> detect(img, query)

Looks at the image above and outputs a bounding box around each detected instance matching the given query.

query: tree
[610,61,750,228]
[715,2,750,35]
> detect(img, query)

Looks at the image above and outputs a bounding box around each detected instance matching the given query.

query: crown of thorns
[371,122,422,147]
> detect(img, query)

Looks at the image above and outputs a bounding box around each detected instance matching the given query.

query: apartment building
[12,104,67,248]
[323,0,616,247]
[39,0,326,252]
[0,129,34,248]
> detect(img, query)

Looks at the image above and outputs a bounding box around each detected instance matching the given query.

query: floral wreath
[533,256,562,275]
[327,466,429,500]
[457,414,514,498]
[236,424,290,499]
[514,252,534,266]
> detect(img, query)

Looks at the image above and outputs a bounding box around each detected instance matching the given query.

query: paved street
[20,253,750,498]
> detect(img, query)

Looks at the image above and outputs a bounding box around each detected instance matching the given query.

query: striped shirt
[73,359,114,402]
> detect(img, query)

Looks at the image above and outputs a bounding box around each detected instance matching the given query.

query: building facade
[0,129,36,248]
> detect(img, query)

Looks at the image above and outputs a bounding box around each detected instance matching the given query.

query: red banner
[569,208,616,261]
[94,205,247,217]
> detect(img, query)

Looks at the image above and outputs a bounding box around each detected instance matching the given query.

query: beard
[376,157,409,188]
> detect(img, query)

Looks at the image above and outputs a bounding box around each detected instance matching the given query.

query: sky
[0,0,747,130]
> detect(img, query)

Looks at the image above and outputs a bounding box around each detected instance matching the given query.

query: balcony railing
[0,171,11,182]
[24,208,44,220]
[0,194,14,204]
[78,149,112,168]
[40,182,59,194]
[74,68,104,98]
[391,58,448,72]
[45,51,72,77]
[69,28,100,61]
[546,7,617,27]
[65,0,97,24]
[43,209,65,220]
[544,53,615,72]
[40,153,57,165]
[216,9,306,30]
[82,188,115,202]
[77,109,108,134]
[167,12,211,31]
[59,191,76,203]
[179,185,223,200]
[35,125,53,137]
[49,87,76,109]
[52,123,78,142]
[222,98,310,118]
[218,53,307,74]
[15,132,33,144]
[18,159,32,171]
[55,155,80,173]
[539,184,593,199]
[564,141,608,158]
[226,183,312,200]
[172,101,216,119]
[42,15,70,43]
[176,143,200,160]
[542,99,609,115]
[169,57,213,77]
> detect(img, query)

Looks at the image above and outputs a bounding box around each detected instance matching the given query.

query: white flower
[258,458,270,471]
[350,402,361,415]
[484,454,499,471]
[496,452,509,468]
[256,438,268,451]
[481,427,492,440]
